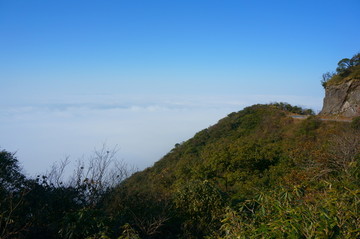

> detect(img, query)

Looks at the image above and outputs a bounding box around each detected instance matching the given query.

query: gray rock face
[320,79,360,118]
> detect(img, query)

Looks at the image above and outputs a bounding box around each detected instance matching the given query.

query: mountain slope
[107,104,360,238]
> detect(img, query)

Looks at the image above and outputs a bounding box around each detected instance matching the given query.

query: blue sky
[0,0,359,176]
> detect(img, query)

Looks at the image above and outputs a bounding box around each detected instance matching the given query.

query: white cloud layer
[0,94,322,176]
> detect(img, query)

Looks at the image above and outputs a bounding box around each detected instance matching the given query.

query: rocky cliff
[320,78,360,117]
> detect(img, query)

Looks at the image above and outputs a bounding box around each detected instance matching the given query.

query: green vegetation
[1,103,360,238]
[321,52,360,88]
[270,102,314,115]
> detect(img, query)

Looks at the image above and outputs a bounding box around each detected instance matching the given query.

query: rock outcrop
[320,78,360,118]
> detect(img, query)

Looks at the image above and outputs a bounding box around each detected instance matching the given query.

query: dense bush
[1,103,360,238]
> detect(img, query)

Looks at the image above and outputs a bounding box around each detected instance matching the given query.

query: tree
[0,150,29,238]
[336,53,360,75]
[350,52,360,66]
[0,150,26,192]
[53,144,136,239]
[321,71,334,88]
[67,144,133,206]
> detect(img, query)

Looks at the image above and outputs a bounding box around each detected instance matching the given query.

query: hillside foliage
[322,52,360,88]
[1,103,360,238]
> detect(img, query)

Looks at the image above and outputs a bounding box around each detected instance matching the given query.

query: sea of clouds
[0,94,322,177]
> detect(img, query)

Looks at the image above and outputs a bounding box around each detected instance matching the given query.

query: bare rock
[320,79,360,118]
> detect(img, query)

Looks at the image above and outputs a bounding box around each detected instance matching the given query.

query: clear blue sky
[0,0,359,175]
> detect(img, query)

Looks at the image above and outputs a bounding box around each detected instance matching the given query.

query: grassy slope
[109,104,360,238]
[123,104,341,194]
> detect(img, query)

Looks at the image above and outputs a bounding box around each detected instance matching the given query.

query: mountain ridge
[108,103,360,238]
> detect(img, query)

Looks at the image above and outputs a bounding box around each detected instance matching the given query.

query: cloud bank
[0,94,322,176]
